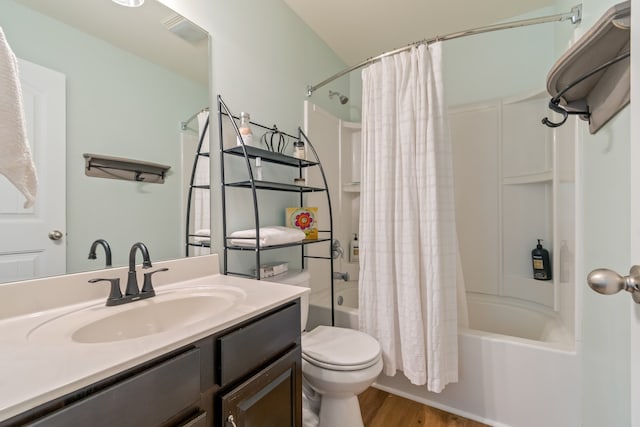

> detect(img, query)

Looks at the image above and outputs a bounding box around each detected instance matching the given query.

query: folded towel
[0,27,37,208]
[194,228,210,243]
[228,226,306,247]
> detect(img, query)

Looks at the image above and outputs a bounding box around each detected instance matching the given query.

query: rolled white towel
[228,226,305,247]
[194,228,210,243]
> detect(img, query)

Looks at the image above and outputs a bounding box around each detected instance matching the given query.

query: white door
[0,59,66,282]
[630,0,640,424]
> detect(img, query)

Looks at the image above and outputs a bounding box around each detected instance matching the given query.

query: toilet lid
[302,326,381,371]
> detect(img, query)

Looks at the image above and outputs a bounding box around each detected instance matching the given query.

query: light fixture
[112,0,145,7]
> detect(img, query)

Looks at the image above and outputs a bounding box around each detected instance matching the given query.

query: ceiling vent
[161,14,207,45]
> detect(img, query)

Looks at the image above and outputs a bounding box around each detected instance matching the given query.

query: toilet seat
[302,326,381,371]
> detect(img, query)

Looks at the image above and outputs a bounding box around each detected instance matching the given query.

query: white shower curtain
[358,42,461,392]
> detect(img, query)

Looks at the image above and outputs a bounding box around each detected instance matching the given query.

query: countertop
[0,255,307,422]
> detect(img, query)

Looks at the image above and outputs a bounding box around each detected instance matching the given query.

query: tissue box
[286,207,318,240]
[253,262,289,278]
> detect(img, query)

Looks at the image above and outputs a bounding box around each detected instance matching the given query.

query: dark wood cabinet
[1,300,301,427]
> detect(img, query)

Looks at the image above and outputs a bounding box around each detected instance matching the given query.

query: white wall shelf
[502,171,553,185]
[342,182,361,193]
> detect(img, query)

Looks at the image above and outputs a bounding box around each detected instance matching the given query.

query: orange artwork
[286,207,318,240]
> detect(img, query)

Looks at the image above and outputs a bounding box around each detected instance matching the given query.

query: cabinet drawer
[29,348,201,427]
[177,411,207,427]
[219,346,302,427]
[217,301,300,387]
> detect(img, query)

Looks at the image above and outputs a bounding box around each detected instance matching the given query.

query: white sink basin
[28,286,247,344]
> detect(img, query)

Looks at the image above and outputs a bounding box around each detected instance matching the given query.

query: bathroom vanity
[0,255,306,427]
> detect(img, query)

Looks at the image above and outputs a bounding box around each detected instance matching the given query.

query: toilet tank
[264,270,310,332]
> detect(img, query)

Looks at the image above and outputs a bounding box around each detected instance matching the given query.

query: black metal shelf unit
[185,116,211,255]
[218,95,334,304]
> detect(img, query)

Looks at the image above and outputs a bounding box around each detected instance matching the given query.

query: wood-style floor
[358,387,490,427]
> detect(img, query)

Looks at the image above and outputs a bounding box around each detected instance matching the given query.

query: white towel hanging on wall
[0,27,37,208]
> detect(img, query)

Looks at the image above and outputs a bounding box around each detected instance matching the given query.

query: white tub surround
[0,254,308,422]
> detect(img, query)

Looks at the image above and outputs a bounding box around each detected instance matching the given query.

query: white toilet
[266,270,383,427]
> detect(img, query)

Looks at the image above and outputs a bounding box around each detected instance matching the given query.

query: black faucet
[88,239,112,268]
[125,242,153,296]
[90,242,167,306]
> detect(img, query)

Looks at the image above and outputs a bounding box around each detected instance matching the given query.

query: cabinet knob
[226,415,238,427]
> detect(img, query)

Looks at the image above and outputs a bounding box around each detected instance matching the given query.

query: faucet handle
[89,277,123,306]
[331,239,344,259]
[142,268,169,295]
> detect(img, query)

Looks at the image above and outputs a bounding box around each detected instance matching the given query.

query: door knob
[48,230,64,241]
[587,265,640,303]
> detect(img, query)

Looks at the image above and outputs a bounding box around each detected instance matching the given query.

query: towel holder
[543,1,630,133]
[542,50,630,128]
[83,153,171,184]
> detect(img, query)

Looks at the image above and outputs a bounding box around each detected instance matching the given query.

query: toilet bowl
[265,271,382,427]
[302,325,383,427]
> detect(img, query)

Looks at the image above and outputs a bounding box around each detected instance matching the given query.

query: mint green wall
[344,7,557,120]
[159,0,348,127]
[559,0,631,424]
[443,7,556,106]
[158,0,349,272]
[0,1,208,272]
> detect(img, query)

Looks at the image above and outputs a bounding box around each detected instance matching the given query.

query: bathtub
[307,287,579,427]
[307,280,359,331]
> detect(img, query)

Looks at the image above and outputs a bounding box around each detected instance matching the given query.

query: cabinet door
[219,347,301,427]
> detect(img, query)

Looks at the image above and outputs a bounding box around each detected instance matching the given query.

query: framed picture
[286,207,318,240]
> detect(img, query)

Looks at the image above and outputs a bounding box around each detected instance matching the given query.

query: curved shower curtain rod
[306,4,583,96]
[180,107,210,131]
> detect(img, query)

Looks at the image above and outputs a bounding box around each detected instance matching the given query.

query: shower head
[329,90,349,105]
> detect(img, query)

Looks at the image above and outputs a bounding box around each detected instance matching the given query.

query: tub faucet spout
[333,271,350,281]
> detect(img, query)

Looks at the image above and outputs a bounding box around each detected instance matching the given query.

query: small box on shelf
[252,262,289,278]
